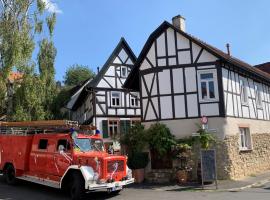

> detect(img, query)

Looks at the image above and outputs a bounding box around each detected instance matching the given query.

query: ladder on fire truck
[0,120,96,135]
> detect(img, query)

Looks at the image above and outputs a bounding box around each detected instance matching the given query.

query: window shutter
[102,120,108,138]
[120,120,131,134]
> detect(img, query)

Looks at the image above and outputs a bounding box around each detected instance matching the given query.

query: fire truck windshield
[73,138,105,152]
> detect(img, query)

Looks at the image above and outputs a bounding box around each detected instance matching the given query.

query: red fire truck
[0,120,134,200]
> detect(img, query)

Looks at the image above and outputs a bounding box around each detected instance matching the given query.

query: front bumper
[87,178,134,191]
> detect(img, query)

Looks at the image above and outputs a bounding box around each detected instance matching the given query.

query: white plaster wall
[167,28,176,56]
[160,96,173,119]
[173,68,184,93]
[200,103,219,116]
[158,70,171,94]
[157,33,166,57]
[174,95,186,118]
[147,44,156,67]
[187,94,198,117]
[185,67,197,92]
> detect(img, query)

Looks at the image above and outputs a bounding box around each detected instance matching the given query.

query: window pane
[209,81,215,98]
[241,133,245,148]
[112,92,120,97]
[121,67,127,77]
[38,139,48,150]
[244,132,249,148]
[200,73,213,80]
[201,82,207,99]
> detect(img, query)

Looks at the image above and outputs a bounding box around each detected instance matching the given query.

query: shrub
[127,152,149,170]
[146,123,176,157]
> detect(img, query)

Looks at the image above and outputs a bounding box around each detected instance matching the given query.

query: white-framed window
[130,93,139,107]
[108,120,119,138]
[255,84,263,108]
[198,70,218,102]
[240,79,248,105]
[111,91,121,107]
[121,66,128,78]
[239,127,252,151]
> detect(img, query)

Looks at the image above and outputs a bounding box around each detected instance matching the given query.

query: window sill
[111,105,121,108]
[239,148,253,152]
[130,106,140,108]
[199,99,219,103]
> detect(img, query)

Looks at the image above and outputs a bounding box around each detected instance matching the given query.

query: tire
[70,172,85,200]
[4,165,16,185]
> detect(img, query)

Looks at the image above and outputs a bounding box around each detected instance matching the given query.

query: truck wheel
[4,165,16,185]
[70,172,85,200]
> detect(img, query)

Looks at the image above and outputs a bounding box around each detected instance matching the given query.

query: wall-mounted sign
[200,116,208,124]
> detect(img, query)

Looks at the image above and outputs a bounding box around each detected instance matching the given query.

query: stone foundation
[216,133,270,180]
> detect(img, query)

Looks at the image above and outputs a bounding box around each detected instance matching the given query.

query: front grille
[107,160,124,173]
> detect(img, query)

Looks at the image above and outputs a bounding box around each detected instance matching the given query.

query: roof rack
[0,120,79,128]
[0,120,96,135]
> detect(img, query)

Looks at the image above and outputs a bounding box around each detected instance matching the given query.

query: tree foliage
[64,64,95,86]
[0,0,59,121]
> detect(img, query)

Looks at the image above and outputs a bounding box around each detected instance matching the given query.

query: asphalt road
[1,176,270,200]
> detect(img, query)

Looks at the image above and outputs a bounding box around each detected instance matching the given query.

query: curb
[150,178,270,192]
[225,178,270,192]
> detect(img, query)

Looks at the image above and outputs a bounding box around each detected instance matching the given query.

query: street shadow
[126,182,202,192]
[0,176,120,200]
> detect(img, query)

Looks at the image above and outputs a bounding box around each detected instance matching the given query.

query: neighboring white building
[124,15,270,179]
[67,38,141,146]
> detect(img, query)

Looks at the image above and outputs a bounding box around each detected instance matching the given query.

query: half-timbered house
[124,15,270,179]
[67,38,141,148]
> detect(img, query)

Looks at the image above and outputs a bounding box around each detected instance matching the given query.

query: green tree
[37,13,57,119]
[64,64,95,86]
[0,0,38,118]
[0,0,58,121]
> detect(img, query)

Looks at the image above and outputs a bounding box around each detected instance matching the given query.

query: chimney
[172,15,186,32]
[97,67,100,73]
[226,43,231,56]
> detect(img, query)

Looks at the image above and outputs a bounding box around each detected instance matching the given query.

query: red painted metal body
[0,132,127,184]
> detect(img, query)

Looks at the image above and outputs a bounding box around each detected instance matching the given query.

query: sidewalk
[127,170,270,192]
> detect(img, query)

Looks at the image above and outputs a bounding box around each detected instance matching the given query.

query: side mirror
[58,145,65,154]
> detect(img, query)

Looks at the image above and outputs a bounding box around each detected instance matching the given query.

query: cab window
[57,139,71,152]
[38,139,48,150]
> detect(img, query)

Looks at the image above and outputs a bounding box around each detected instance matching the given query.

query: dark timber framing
[69,37,141,125]
[123,20,270,123]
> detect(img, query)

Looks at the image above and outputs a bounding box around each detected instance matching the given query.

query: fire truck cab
[0,120,134,200]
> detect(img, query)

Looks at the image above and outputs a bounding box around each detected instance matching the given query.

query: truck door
[51,139,72,177]
[29,138,49,176]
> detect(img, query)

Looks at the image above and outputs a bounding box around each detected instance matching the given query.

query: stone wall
[216,133,270,180]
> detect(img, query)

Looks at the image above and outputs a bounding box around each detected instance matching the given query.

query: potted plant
[127,152,149,183]
[195,124,216,149]
[172,140,193,184]
[120,123,149,183]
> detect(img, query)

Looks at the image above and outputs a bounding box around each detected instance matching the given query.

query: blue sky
[51,0,270,82]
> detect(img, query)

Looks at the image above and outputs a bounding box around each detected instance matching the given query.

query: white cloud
[41,0,63,14]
